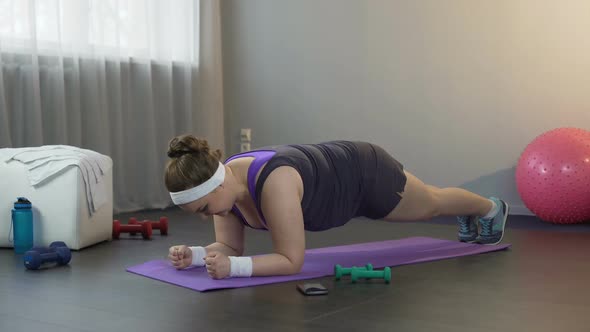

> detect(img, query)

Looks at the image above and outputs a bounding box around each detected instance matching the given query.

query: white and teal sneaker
[477,197,510,245]
[457,215,478,243]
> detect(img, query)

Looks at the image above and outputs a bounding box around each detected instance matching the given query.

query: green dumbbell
[334,263,374,280]
[351,266,392,284]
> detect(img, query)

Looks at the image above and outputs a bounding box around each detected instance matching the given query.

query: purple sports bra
[224,150,276,230]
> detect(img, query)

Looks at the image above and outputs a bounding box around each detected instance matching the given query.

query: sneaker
[477,197,510,245]
[457,216,478,243]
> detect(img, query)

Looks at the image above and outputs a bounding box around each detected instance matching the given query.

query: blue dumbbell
[24,241,71,270]
[28,241,67,254]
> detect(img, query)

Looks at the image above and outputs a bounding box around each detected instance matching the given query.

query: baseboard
[509,204,533,216]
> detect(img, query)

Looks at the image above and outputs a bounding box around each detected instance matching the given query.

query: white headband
[169,162,225,205]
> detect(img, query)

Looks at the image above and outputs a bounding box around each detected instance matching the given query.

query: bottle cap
[14,197,32,209]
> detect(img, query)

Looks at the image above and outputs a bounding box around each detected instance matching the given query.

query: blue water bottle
[11,197,34,254]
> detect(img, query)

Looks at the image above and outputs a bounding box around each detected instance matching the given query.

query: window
[0,0,199,63]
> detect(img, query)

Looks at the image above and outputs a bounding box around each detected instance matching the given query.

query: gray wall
[220,0,590,215]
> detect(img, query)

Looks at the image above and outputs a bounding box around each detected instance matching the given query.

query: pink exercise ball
[515,127,590,224]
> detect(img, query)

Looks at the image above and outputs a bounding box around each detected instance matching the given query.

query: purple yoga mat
[126,237,510,291]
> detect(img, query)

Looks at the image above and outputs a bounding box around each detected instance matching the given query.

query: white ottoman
[0,161,113,250]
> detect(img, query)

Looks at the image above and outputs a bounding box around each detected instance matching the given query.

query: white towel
[0,145,113,216]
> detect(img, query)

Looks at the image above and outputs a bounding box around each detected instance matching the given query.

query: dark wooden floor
[1,208,589,332]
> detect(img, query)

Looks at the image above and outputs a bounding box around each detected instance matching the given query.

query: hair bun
[167,135,210,159]
[167,149,189,158]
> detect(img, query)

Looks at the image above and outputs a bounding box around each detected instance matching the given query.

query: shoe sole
[459,238,478,243]
[481,200,510,245]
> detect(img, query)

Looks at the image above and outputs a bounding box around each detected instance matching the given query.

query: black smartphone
[297,283,329,296]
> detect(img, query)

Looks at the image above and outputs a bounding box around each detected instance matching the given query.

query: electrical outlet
[240,128,252,142]
[240,142,251,152]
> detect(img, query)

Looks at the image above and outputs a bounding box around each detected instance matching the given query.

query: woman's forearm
[251,253,302,276]
[205,242,241,257]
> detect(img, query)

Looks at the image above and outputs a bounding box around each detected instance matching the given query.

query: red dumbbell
[112,220,152,240]
[128,217,140,236]
[129,216,168,235]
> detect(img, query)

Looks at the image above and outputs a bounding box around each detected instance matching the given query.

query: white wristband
[189,246,207,267]
[229,256,253,277]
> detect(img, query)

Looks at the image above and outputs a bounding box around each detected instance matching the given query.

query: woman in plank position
[165,134,509,279]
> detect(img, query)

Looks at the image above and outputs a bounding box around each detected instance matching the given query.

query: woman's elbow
[288,259,304,275]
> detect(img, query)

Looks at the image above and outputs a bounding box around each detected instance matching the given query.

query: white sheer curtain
[0,0,225,213]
